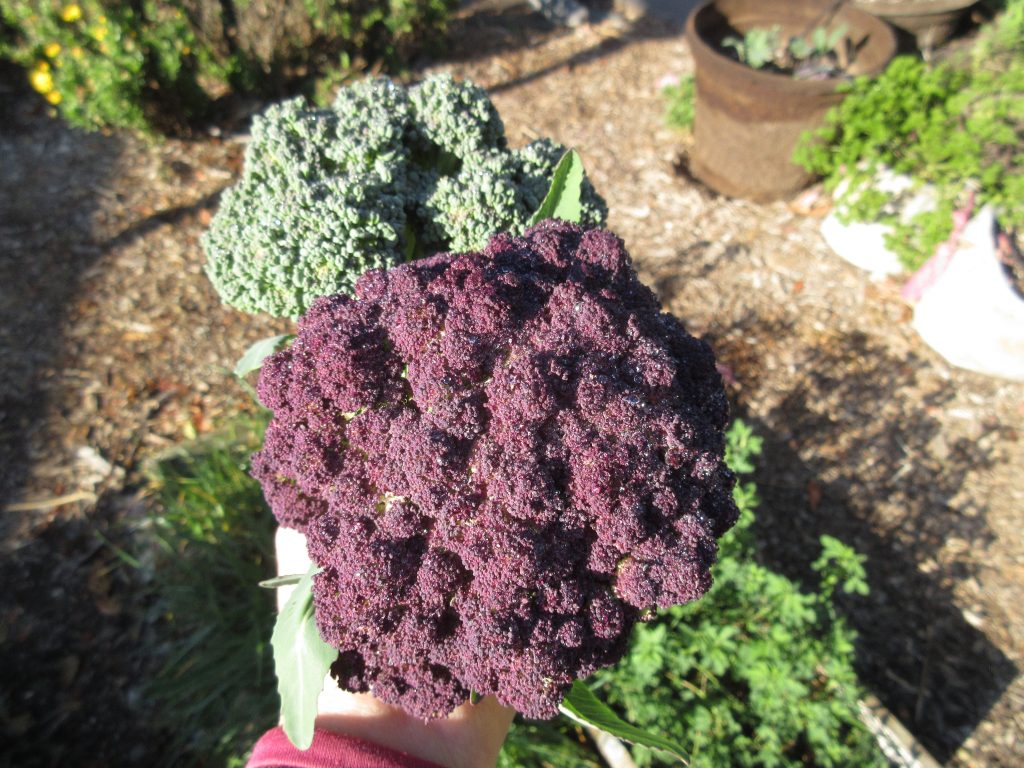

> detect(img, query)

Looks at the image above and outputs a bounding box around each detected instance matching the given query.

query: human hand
[275,527,516,768]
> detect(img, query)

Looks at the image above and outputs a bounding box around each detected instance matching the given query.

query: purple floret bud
[252,220,737,720]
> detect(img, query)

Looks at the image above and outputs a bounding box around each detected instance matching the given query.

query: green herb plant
[0,0,455,133]
[795,1,1024,271]
[722,24,849,75]
[662,74,696,133]
[144,416,278,767]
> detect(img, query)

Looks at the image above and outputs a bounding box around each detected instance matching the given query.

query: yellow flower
[60,4,82,22]
[99,42,109,54]
[36,60,51,72]
[44,42,62,58]
[29,68,54,94]
[71,46,84,58]
[181,46,190,55]
[46,90,62,105]
[91,25,108,41]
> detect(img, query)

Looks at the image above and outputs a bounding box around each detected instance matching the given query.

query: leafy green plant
[789,24,847,62]
[0,0,456,133]
[723,26,783,70]
[144,416,278,767]
[0,1,208,132]
[722,25,848,74]
[662,74,696,132]
[498,718,603,768]
[795,2,1024,271]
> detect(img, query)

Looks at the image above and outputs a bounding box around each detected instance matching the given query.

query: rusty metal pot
[685,0,896,201]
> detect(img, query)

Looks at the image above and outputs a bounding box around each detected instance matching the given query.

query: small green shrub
[500,421,885,768]
[0,1,209,132]
[795,1,1024,271]
[144,415,277,767]
[662,74,695,133]
[0,0,456,133]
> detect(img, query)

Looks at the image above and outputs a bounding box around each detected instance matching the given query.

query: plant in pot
[684,0,896,201]
[794,1,1024,380]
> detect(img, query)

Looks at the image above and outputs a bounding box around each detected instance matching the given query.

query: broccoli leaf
[271,564,337,750]
[560,681,688,762]
[234,334,294,379]
[528,149,585,226]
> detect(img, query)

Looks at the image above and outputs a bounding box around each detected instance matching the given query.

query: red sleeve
[247,727,447,768]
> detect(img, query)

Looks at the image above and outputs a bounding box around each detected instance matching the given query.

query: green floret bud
[409,73,507,163]
[202,74,609,318]
[329,78,413,177]
[421,152,523,252]
[204,169,405,318]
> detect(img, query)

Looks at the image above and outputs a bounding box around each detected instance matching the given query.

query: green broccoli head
[203,74,608,318]
[202,96,407,318]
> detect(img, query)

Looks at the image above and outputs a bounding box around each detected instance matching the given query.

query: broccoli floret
[419,151,523,252]
[421,141,609,254]
[251,221,737,721]
[202,75,608,318]
[408,73,507,163]
[329,78,412,178]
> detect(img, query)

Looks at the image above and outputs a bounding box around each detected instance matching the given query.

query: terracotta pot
[854,0,976,48]
[685,0,896,201]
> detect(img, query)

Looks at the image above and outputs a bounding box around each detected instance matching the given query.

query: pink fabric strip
[247,727,446,768]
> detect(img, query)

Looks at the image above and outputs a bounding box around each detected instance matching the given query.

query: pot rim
[685,0,896,93]
[854,0,976,14]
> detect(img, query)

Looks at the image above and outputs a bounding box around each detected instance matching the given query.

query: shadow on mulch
[445,1,692,94]
[0,70,117,515]
[0,73,164,767]
[708,319,1018,763]
[0,496,162,767]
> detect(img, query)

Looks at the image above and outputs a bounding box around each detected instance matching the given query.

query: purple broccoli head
[251,220,737,720]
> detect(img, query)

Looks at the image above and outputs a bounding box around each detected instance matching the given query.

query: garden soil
[1,6,1022,766]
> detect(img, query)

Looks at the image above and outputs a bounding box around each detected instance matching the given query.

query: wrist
[313,692,514,768]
